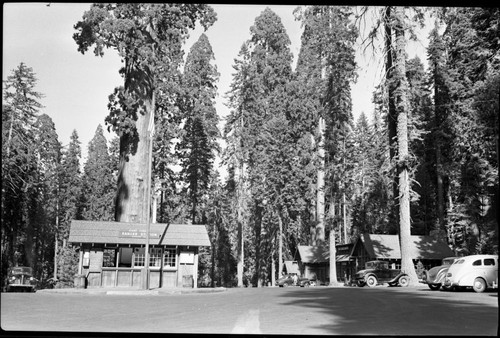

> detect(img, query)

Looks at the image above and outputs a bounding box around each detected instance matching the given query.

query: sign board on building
[179,251,195,264]
[119,230,161,239]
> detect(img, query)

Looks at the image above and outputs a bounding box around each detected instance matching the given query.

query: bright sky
[3,3,431,172]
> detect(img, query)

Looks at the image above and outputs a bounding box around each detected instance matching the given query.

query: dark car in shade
[277,273,312,287]
[355,260,409,287]
[6,267,37,292]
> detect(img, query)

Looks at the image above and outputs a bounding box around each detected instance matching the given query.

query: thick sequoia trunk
[393,6,418,284]
[115,66,154,223]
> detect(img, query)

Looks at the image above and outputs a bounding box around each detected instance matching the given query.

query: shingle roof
[359,234,454,260]
[297,245,330,263]
[68,220,211,247]
[297,234,454,263]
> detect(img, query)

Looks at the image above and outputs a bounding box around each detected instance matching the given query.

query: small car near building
[277,273,312,287]
[420,257,458,291]
[355,260,409,287]
[6,267,37,292]
[443,254,498,293]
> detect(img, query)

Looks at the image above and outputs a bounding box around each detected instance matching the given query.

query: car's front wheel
[356,280,365,287]
[303,282,310,287]
[283,282,289,287]
[365,275,378,287]
[472,277,486,293]
[441,284,453,291]
[398,276,410,287]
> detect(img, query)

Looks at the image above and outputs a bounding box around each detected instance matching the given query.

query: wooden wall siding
[102,270,115,287]
[131,270,141,287]
[150,271,161,289]
[87,272,101,288]
[162,271,177,288]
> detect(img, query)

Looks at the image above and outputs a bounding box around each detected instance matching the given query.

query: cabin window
[103,249,116,267]
[150,248,162,267]
[472,259,482,266]
[133,248,146,267]
[133,247,162,267]
[163,248,177,269]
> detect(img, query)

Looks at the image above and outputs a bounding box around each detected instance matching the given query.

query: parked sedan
[277,274,311,287]
[443,254,498,293]
[420,257,458,290]
[6,267,37,292]
[355,260,409,287]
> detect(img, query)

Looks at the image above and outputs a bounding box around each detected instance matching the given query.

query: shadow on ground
[278,286,498,335]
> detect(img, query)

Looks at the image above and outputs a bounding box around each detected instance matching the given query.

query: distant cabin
[68,220,211,289]
[296,234,455,284]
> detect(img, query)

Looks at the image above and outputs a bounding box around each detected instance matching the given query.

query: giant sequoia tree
[2,63,44,279]
[177,33,220,224]
[295,5,358,284]
[81,125,116,221]
[225,7,298,286]
[73,3,216,223]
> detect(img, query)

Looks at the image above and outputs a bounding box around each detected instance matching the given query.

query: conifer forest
[2,5,498,289]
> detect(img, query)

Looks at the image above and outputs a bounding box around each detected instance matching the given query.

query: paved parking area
[1,286,498,335]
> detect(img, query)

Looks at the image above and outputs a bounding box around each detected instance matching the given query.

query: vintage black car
[355,260,409,287]
[420,257,458,290]
[6,267,37,292]
[277,273,312,287]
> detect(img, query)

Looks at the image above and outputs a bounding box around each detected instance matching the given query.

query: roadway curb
[36,287,227,295]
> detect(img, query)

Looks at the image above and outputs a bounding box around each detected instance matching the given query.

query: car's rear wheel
[472,277,486,293]
[283,282,289,287]
[366,275,377,287]
[441,284,453,291]
[356,280,365,287]
[428,283,440,291]
[303,282,310,287]
[309,281,316,287]
[398,276,409,287]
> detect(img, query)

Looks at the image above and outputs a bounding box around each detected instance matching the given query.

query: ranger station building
[68,220,211,289]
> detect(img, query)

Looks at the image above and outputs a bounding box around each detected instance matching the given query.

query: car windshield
[11,267,32,275]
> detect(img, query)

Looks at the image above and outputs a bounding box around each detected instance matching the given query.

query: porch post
[193,248,199,288]
[78,248,83,275]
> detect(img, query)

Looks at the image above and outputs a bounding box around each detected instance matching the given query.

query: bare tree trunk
[393,6,418,284]
[54,233,58,280]
[329,200,341,286]
[316,116,326,244]
[54,200,59,280]
[115,66,154,223]
[237,161,245,287]
[277,209,283,278]
[271,248,276,287]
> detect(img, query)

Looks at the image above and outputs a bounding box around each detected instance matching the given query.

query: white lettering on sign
[119,231,160,238]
